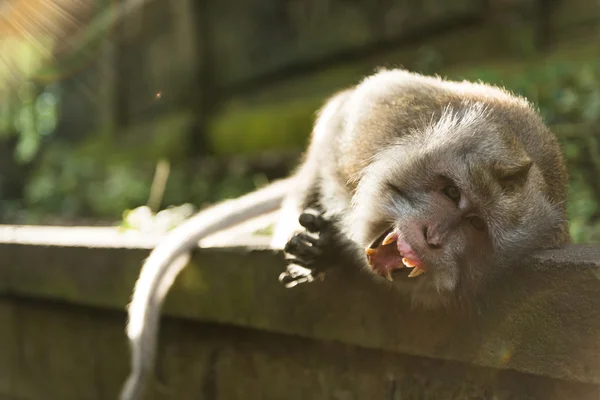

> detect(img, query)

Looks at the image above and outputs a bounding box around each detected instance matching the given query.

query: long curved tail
[120,177,293,400]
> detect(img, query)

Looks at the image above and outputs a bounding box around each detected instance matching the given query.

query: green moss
[207,46,600,157]
[209,97,322,155]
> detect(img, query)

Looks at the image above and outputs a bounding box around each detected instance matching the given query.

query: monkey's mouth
[366,228,427,281]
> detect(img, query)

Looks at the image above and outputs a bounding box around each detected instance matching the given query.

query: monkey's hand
[279,209,335,288]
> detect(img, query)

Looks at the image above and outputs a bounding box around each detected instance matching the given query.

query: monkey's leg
[279,209,337,288]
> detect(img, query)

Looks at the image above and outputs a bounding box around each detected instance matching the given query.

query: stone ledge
[1,225,600,389]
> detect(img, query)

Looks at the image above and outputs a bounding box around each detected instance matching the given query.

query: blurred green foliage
[0,83,59,164]
[18,115,271,223]
[210,97,320,155]
[454,60,600,124]
[3,58,600,244]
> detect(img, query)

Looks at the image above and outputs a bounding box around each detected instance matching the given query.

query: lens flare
[0,0,115,84]
[0,0,115,148]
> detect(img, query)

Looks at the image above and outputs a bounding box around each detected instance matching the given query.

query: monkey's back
[307,70,568,225]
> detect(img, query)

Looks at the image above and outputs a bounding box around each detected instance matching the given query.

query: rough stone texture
[1,226,600,399]
[3,297,600,400]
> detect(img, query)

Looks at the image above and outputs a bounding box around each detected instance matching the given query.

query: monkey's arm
[278,90,359,288]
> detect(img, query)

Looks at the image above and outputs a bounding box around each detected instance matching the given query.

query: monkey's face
[345,126,565,308]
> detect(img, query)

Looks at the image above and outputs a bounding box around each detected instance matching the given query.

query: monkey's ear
[492,157,532,188]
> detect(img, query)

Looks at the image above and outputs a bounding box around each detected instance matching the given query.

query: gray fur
[301,69,569,307]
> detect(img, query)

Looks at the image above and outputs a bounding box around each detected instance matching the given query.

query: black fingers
[284,233,321,259]
[280,209,334,288]
[278,264,315,288]
[298,210,325,233]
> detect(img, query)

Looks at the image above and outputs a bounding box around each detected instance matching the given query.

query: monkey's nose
[423,225,443,249]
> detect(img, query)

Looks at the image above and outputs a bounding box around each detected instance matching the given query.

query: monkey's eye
[468,216,486,231]
[443,185,461,204]
[387,183,406,198]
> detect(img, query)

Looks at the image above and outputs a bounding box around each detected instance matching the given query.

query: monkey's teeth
[382,231,397,246]
[402,257,417,268]
[384,270,394,281]
[366,248,377,256]
[408,266,426,278]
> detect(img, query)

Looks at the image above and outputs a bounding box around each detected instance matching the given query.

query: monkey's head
[345,102,569,308]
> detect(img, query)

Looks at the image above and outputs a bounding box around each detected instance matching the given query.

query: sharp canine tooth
[366,248,377,256]
[408,267,425,278]
[382,231,396,246]
[384,270,394,281]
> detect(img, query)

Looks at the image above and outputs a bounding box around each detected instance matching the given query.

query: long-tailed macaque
[120,69,570,400]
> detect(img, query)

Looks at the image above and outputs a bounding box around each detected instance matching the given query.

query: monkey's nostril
[422,226,429,242]
[424,225,442,249]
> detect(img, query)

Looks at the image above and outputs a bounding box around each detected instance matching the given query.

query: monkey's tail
[120,177,294,400]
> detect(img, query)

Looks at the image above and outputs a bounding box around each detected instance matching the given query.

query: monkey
[120,68,570,399]
[277,71,570,305]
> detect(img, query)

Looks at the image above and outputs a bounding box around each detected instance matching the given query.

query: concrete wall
[1,226,600,399]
